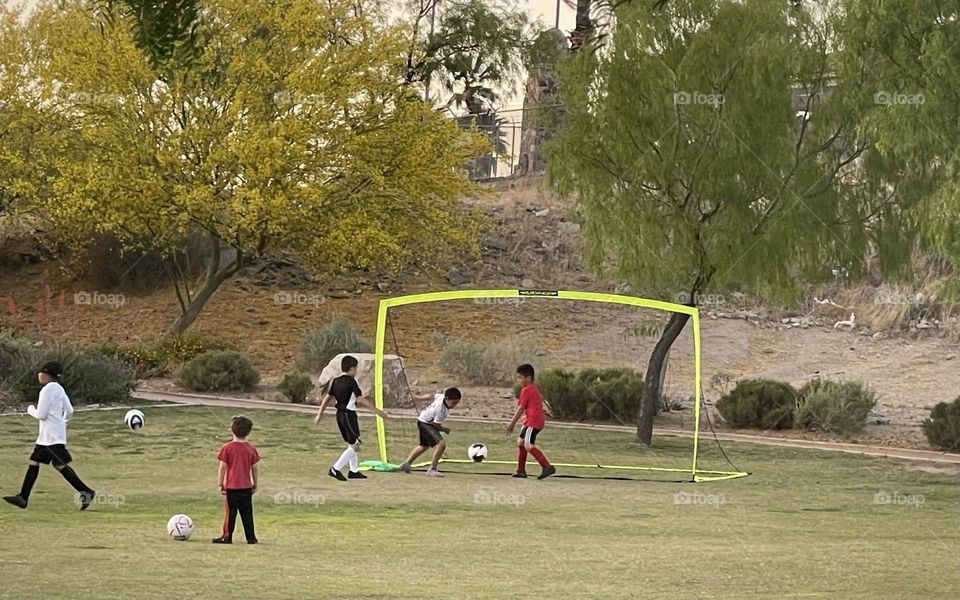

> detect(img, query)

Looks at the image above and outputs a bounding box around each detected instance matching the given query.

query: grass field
[0,404,957,600]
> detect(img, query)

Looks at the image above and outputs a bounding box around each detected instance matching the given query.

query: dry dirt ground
[1,180,957,452]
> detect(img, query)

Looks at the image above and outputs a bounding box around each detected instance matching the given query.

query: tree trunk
[637,311,689,444]
[570,0,594,52]
[167,241,242,335]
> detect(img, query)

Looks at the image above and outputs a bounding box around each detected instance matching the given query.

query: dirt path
[131,389,960,470]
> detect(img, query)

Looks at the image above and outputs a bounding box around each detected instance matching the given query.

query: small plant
[716,379,798,429]
[297,316,372,373]
[156,335,237,365]
[178,350,260,392]
[794,379,876,435]
[432,333,532,386]
[922,396,960,452]
[527,367,644,423]
[6,346,135,405]
[277,371,315,404]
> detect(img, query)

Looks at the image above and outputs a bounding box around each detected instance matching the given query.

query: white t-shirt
[418,394,449,424]
[28,381,74,446]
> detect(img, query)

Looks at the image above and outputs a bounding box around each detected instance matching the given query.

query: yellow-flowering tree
[13,0,486,334]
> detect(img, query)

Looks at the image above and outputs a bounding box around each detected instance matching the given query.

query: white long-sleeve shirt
[417,394,450,424]
[27,381,73,446]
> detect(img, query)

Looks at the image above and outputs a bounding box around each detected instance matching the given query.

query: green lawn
[0,404,957,600]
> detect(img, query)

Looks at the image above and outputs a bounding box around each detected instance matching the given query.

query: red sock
[529,447,551,469]
[517,446,528,473]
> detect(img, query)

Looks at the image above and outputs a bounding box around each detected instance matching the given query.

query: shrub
[297,316,372,373]
[6,347,135,405]
[178,350,260,392]
[277,371,314,404]
[922,397,960,451]
[0,329,34,381]
[716,379,798,429]
[794,379,876,435]
[432,333,532,386]
[155,335,238,365]
[522,367,644,422]
[93,344,167,379]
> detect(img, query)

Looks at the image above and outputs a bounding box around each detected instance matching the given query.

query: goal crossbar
[373,289,748,483]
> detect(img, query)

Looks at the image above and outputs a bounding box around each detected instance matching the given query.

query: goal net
[370,289,747,483]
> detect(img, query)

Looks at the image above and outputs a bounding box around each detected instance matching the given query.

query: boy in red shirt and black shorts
[213,415,260,544]
[506,364,556,480]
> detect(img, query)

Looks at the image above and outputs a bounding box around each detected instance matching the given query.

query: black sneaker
[537,466,557,480]
[247,539,259,545]
[3,495,27,509]
[347,471,367,479]
[79,490,96,511]
[328,467,347,482]
[511,472,527,479]
[212,536,232,544]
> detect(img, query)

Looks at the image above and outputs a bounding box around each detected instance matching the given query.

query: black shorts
[336,410,361,445]
[519,427,540,446]
[29,444,72,466]
[417,421,443,448]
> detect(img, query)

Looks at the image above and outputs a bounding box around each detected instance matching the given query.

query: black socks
[19,464,39,500]
[58,466,92,494]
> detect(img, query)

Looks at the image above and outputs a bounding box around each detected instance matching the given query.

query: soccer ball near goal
[123,409,145,430]
[167,514,195,541]
[468,443,488,462]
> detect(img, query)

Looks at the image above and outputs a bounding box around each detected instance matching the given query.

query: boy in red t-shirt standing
[213,415,260,544]
[505,364,556,480]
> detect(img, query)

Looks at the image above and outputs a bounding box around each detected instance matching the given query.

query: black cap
[39,361,63,378]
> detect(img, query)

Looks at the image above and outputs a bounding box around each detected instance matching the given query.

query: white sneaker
[425,468,444,477]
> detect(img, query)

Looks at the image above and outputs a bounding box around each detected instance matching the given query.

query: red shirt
[217,441,260,490]
[518,384,546,430]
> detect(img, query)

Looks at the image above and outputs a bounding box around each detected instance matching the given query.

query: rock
[255,319,269,326]
[875,416,891,425]
[872,332,885,340]
[316,353,411,408]
[521,278,536,288]
[533,208,550,217]
[535,349,547,356]
[947,355,956,361]
[376,282,390,292]
[780,318,792,324]
[446,271,470,286]
[326,291,351,299]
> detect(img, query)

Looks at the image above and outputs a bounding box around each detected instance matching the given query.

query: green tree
[548,0,910,443]
[11,0,486,334]
[95,0,203,68]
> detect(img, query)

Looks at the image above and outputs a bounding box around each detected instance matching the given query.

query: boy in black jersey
[314,355,387,481]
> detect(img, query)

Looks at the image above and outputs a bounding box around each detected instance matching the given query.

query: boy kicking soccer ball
[213,415,260,544]
[314,355,387,481]
[399,387,462,477]
[505,364,556,480]
[3,361,96,510]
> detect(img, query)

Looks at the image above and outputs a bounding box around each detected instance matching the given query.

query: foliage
[296,316,373,374]
[93,344,167,379]
[178,350,260,392]
[794,379,876,435]
[95,0,203,68]
[7,0,486,334]
[277,371,314,404]
[716,379,798,430]
[4,344,135,405]
[513,367,645,423]
[431,332,531,386]
[94,335,236,379]
[922,396,960,452]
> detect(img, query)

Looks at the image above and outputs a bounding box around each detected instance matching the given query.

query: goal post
[373,289,747,482]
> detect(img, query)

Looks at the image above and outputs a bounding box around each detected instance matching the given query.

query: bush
[93,344,167,379]
[297,316,372,373]
[794,379,876,435]
[6,347,135,405]
[432,332,532,386]
[155,335,238,365]
[277,371,314,404]
[716,379,798,429]
[92,335,237,379]
[922,397,960,451]
[0,329,34,381]
[520,367,644,422]
[178,350,260,392]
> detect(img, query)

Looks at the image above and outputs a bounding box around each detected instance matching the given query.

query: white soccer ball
[124,409,145,430]
[167,514,194,541]
[468,443,488,462]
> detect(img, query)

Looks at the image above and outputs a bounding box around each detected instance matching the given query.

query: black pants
[222,488,256,542]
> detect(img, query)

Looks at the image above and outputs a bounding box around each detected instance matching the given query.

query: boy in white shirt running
[3,361,96,510]
[399,387,462,477]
